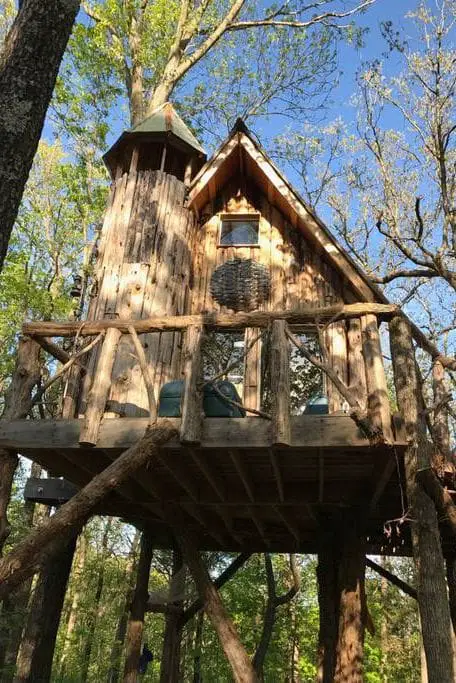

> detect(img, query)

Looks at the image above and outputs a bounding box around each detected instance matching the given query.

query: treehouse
[1,104,409,556]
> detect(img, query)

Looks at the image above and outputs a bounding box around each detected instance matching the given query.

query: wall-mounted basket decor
[210,258,270,311]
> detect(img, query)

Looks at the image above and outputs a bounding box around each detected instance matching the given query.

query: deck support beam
[317,511,367,683]
[172,518,259,683]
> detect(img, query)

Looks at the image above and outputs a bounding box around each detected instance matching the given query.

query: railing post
[270,320,291,446]
[180,325,204,444]
[79,327,122,446]
[360,314,393,442]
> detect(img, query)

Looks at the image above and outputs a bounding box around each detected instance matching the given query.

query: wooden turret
[73,104,206,428]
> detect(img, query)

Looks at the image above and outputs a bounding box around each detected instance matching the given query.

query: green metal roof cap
[130,102,205,154]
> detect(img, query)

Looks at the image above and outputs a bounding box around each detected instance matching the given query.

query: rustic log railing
[23,303,399,338]
[15,305,404,449]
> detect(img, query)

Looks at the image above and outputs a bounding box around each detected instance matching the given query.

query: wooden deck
[0,415,409,554]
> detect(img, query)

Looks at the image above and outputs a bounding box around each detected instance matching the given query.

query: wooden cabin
[1,104,408,555]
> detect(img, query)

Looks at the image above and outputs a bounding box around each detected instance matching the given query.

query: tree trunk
[0,337,41,553]
[108,530,140,683]
[432,360,451,463]
[123,530,154,683]
[0,421,176,599]
[446,557,456,637]
[58,533,87,680]
[0,464,42,680]
[80,518,112,681]
[0,0,79,271]
[316,529,339,683]
[380,560,389,682]
[252,566,276,678]
[13,533,77,682]
[390,315,454,683]
[334,513,367,683]
[173,523,259,683]
[253,554,300,678]
[192,611,204,683]
[160,550,185,683]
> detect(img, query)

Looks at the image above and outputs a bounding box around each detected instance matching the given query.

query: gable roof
[187,119,384,304]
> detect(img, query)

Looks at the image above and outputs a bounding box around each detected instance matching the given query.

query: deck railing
[18,303,402,449]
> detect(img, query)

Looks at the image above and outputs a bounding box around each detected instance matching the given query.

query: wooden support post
[0,421,176,599]
[172,519,259,683]
[123,530,154,683]
[177,553,251,627]
[79,327,122,446]
[361,315,393,442]
[365,558,417,600]
[270,320,291,446]
[334,513,367,683]
[316,528,339,683]
[347,318,367,410]
[159,550,185,683]
[0,336,41,553]
[243,327,261,413]
[180,325,203,444]
[390,315,454,682]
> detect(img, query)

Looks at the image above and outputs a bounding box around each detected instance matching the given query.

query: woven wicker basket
[210,258,270,311]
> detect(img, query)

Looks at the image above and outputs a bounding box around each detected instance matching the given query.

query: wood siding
[73,165,379,420]
[188,178,367,412]
[75,165,196,419]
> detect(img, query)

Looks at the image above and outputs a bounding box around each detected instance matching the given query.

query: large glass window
[261,329,324,415]
[219,217,259,246]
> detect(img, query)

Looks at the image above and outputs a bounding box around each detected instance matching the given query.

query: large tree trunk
[80,518,112,681]
[390,315,454,682]
[108,530,140,683]
[13,533,77,682]
[0,0,80,271]
[123,530,154,682]
[0,337,41,554]
[0,421,176,599]
[334,513,367,683]
[159,550,185,683]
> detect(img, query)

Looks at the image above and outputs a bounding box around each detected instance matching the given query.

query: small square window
[219,217,259,246]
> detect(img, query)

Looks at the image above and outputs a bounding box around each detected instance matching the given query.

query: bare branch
[226,0,374,31]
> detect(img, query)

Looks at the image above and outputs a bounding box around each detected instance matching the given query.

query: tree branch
[226,0,374,31]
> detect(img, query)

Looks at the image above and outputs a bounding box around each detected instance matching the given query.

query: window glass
[220,219,259,245]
